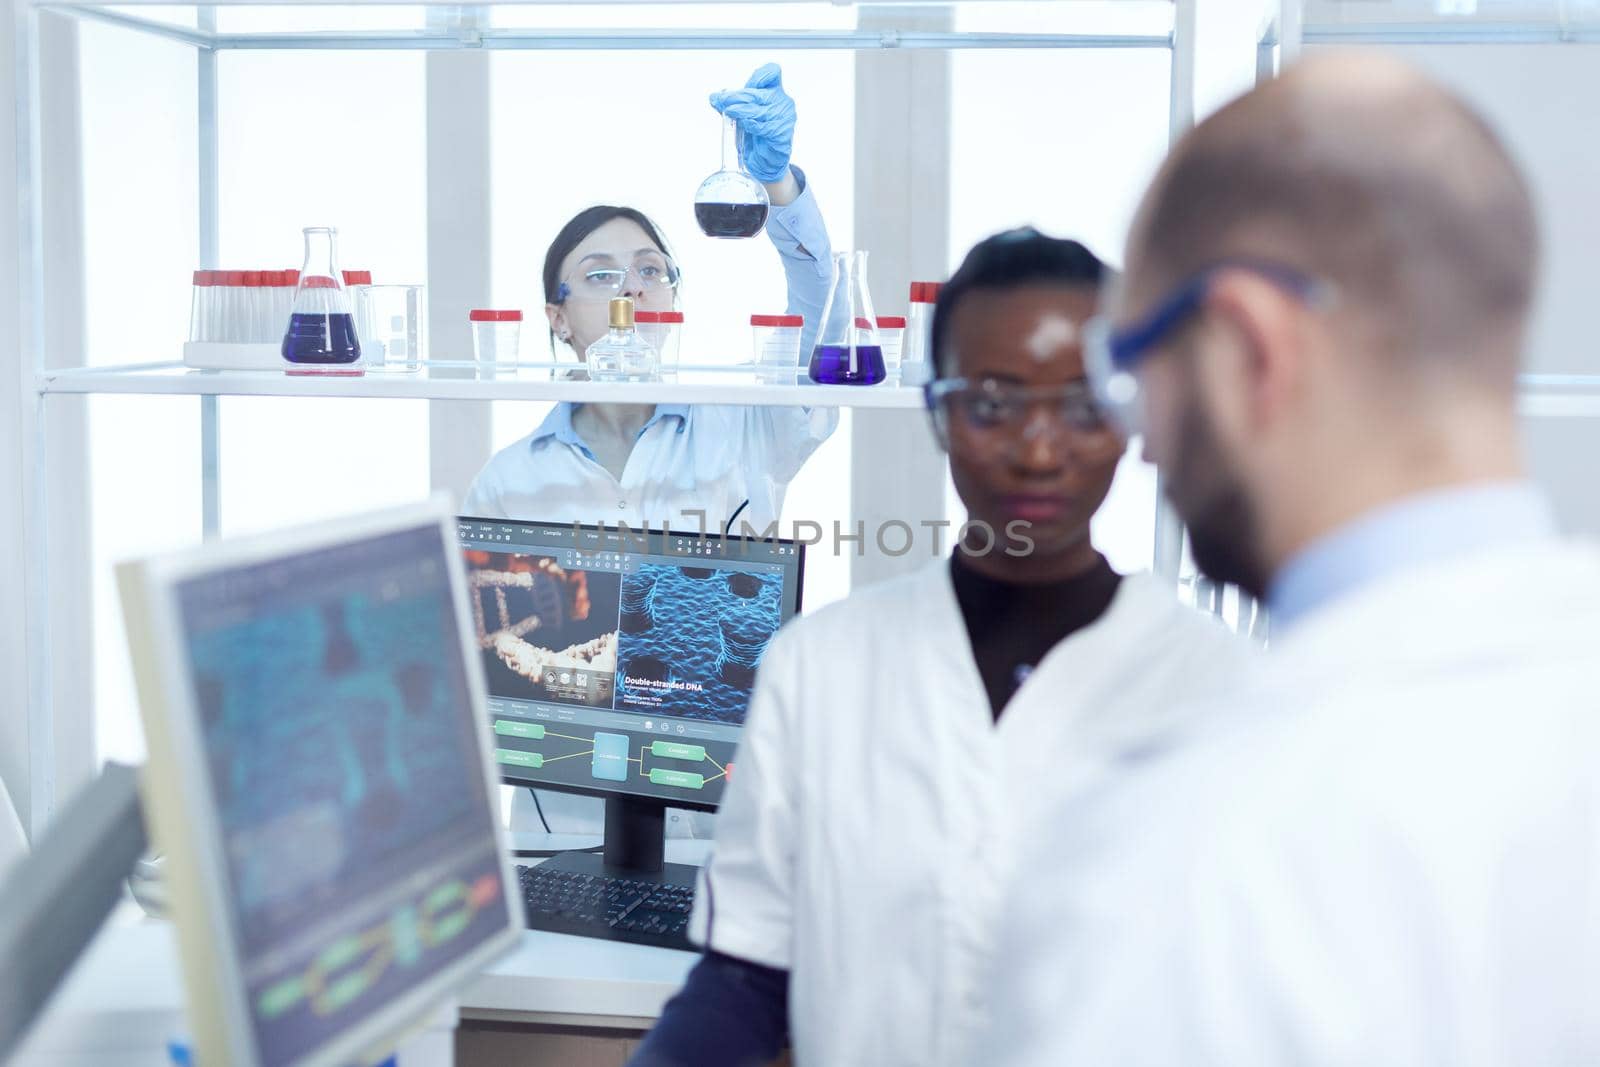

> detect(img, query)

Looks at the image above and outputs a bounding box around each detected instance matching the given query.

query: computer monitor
[118,500,519,1067]
[456,518,803,880]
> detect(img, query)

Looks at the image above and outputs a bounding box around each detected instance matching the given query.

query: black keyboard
[517,863,697,951]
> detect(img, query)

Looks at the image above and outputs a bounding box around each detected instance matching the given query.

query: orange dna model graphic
[465,555,616,683]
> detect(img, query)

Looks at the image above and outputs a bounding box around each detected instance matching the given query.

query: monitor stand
[536,795,700,891]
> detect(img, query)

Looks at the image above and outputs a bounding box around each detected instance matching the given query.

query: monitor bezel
[128,497,522,1067]
[457,516,805,812]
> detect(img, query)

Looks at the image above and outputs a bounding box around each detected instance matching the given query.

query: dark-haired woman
[463,64,839,841]
[464,63,839,539]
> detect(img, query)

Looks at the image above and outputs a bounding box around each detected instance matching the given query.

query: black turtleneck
[948,549,1122,720]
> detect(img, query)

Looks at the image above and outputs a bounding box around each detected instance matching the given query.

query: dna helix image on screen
[614,563,783,724]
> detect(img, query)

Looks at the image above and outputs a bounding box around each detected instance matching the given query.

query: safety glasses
[557,252,681,304]
[1084,259,1333,435]
[923,376,1122,463]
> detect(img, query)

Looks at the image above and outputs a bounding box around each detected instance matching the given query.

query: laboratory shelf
[49,7,1173,52]
[36,361,929,408]
[40,363,1600,415]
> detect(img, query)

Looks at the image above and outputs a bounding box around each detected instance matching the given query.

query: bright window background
[76,2,1217,767]
[945,42,1172,574]
[488,48,854,367]
[80,41,429,765]
[489,48,858,608]
[81,20,201,768]
[214,51,430,538]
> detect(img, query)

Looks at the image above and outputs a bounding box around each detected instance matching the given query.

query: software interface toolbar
[457,520,801,808]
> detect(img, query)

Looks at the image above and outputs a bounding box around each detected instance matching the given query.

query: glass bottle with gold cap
[585,296,661,382]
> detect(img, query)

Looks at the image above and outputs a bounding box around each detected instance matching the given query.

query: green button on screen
[650,741,707,762]
[648,768,705,790]
[494,720,545,740]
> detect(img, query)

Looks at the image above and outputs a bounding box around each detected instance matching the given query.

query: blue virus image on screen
[613,564,783,725]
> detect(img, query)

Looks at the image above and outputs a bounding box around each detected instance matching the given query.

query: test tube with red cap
[189,271,215,342]
[857,316,906,377]
[901,281,943,385]
[751,314,803,380]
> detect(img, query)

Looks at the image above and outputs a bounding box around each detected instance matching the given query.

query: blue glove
[709,63,797,184]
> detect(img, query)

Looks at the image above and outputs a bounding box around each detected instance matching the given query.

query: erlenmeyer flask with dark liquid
[694,116,770,239]
[282,226,361,373]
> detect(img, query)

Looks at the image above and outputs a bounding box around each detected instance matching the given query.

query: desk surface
[18,848,708,1061]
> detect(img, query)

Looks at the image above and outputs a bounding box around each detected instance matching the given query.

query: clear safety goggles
[1084,259,1334,436]
[557,251,681,303]
[923,376,1122,462]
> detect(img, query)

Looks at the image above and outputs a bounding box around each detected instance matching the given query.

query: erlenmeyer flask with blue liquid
[282,226,361,373]
[809,250,886,385]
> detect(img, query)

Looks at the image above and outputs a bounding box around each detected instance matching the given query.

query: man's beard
[1167,396,1271,600]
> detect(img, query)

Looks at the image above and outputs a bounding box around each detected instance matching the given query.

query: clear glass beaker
[282,227,361,370]
[809,251,886,386]
[359,284,426,372]
[694,115,770,239]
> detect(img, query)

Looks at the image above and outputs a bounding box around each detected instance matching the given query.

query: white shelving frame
[11,0,1195,834]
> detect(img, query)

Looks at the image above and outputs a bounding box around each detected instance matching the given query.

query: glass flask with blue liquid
[281,226,362,373]
[809,250,886,386]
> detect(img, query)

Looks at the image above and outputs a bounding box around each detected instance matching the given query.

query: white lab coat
[688,558,1251,1067]
[465,402,838,840]
[983,536,1600,1067]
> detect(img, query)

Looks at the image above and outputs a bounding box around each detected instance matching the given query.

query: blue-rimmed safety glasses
[922,376,1122,463]
[556,251,681,304]
[1084,259,1334,435]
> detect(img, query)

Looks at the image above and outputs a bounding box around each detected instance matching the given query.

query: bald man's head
[1128,52,1538,390]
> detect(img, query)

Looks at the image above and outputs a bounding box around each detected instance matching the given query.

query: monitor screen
[172,521,514,1066]
[456,519,804,811]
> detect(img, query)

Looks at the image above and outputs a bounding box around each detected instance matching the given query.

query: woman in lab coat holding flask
[464,63,840,841]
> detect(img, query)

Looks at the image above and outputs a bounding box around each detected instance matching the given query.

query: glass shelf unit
[36,362,1600,414]
[38,362,931,407]
[1267,0,1600,46]
[11,0,1199,833]
[39,0,1179,54]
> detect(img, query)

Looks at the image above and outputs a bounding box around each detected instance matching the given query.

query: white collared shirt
[688,559,1250,1067]
[463,402,838,534]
